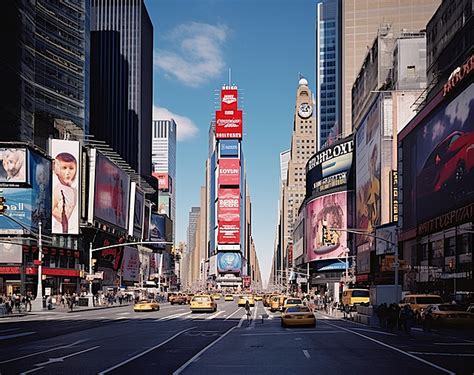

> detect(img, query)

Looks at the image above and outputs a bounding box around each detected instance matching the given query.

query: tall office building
[281,78,317,277]
[316,0,440,140]
[152,119,177,240]
[1,0,89,148]
[280,150,291,182]
[90,0,153,176]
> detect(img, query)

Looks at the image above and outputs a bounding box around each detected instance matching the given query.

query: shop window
[445,237,456,257]
[418,243,429,261]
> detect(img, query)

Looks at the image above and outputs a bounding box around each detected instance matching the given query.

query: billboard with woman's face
[94,153,130,230]
[0,148,27,184]
[305,191,348,262]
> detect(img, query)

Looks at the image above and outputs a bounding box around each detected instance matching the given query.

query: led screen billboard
[150,213,166,250]
[306,136,353,196]
[51,140,80,234]
[221,89,238,111]
[152,172,170,191]
[217,188,240,244]
[158,193,170,217]
[355,99,381,248]
[403,82,474,231]
[218,158,240,186]
[219,140,239,158]
[133,188,144,239]
[94,152,130,230]
[215,110,243,139]
[0,148,27,184]
[0,243,22,263]
[305,191,348,262]
[121,246,139,282]
[217,252,242,273]
[143,203,151,240]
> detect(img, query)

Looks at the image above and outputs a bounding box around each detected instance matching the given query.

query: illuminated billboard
[402,82,474,233]
[158,193,170,217]
[218,158,240,186]
[93,152,130,230]
[121,246,139,282]
[217,252,242,273]
[221,88,238,111]
[305,191,348,262]
[152,172,170,191]
[219,140,239,158]
[150,213,166,250]
[215,110,243,139]
[355,99,381,248]
[0,243,22,263]
[306,136,353,196]
[133,188,144,239]
[0,148,27,184]
[50,140,80,234]
[142,203,151,241]
[217,188,240,244]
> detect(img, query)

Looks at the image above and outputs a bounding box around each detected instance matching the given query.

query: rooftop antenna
[228,68,232,86]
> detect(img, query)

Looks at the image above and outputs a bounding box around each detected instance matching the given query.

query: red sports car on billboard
[417,131,474,199]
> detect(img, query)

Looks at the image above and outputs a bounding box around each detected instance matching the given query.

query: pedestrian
[68,293,75,312]
[400,305,414,334]
[245,300,251,322]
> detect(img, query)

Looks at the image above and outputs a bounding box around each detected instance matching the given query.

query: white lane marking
[156,312,191,321]
[173,325,239,374]
[206,311,224,320]
[225,307,242,320]
[0,331,36,340]
[237,314,246,328]
[434,342,474,346]
[303,350,311,359]
[320,320,455,375]
[113,317,128,320]
[20,366,45,374]
[240,331,342,336]
[98,327,196,374]
[33,346,100,367]
[352,328,396,336]
[0,339,89,364]
[0,328,20,333]
[408,352,474,357]
[116,312,130,315]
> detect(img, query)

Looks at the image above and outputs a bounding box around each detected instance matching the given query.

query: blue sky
[145,0,316,287]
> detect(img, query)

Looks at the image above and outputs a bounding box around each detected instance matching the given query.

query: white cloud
[153,106,199,142]
[154,22,228,87]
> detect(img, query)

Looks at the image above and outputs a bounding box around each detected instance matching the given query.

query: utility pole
[31,222,44,312]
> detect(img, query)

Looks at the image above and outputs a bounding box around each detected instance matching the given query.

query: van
[342,289,369,312]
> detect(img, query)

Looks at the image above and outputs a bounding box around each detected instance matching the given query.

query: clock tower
[281,77,317,273]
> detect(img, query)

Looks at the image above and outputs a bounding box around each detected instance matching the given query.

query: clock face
[298,102,312,118]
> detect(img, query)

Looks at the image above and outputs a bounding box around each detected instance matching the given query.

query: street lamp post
[31,222,44,312]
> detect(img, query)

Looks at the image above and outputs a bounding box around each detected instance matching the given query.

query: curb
[66,303,133,313]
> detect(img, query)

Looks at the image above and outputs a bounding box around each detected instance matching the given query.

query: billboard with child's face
[51,140,80,234]
[0,148,27,185]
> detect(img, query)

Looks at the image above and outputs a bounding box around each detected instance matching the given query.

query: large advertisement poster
[219,140,239,158]
[306,137,353,196]
[217,252,242,273]
[215,110,243,140]
[143,203,151,241]
[0,243,22,263]
[133,189,144,239]
[355,100,381,248]
[218,158,240,186]
[0,188,32,234]
[404,82,474,230]
[30,150,52,231]
[0,148,27,184]
[152,172,170,191]
[51,140,80,234]
[305,191,348,261]
[158,193,170,216]
[217,188,240,244]
[94,152,130,230]
[121,246,139,282]
[150,213,166,249]
[221,89,238,111]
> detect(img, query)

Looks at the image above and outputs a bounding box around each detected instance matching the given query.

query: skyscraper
[1,0,89,148]
[90,0,153,176]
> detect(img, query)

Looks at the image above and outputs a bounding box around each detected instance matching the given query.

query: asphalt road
[0,300,473,374]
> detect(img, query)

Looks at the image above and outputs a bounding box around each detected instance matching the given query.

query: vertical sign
[391,170,399,222]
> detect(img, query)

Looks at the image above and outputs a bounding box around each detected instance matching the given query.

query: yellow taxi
[270,295,282,312]
[212,293,221,300]
[134,299,160,312]
[254,295,263,302]
[399,294,444,319]
[342,289,370,313]
[281,306,316,328]
[238,295,255,307]
[282,297,304,310]
[224,294,234,301]
[190,295,217,313]
[422,304,474,327]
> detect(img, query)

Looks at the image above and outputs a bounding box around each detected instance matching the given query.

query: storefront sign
[418,203,474,236]
[391,171,399,222]
[443,54,474,96]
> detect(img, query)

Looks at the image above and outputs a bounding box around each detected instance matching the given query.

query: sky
[145,0,316,287]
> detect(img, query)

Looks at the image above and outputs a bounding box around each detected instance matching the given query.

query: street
[1,300,473,374]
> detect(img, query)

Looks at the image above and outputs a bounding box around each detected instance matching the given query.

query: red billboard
[217,188,240,244]
[221,89,238,111]
[219,158,240,186]
[215,110,243,139]
[152,172,170,191]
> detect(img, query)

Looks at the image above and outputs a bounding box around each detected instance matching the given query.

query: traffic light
[91,258,98,272]
[0,196,5,215]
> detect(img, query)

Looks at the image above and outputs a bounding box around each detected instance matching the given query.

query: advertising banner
[375,224,398,255]
[139,250,151,281]
[355,99,381,248]
[121,246,139,282]
[152,172,170,191]
[221,89,238,111]
[94,152,130,230]
[0,243,22,263]
[0,148,27,185]
[217,252,242,273]
[215,110,243,139]
[208,255,217,276]
[403,82,474,230]
[305,191,348,262]
[306,137,353,196]
[133,188,145,239]
[29,150,52,232]
[50,140,80,234]
[218,158,240,186]
[143,203,151,240]
[150,213,166,249]
[158,193,170,217]
[217,188,240,244]
[128,182,136,237]
[219,140,239,158]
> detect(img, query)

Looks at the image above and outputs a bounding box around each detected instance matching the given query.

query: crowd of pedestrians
[0,293,33,314]
[375,303,415,334]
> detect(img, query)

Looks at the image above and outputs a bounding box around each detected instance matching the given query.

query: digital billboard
[215,110,243,139]
[217,188,240,244]
[221,88,238,111]
[152,172,170,191]
[143,203,151,240]
[158,193,170,217]
[306,136,353,196]
[375,223,398,255]
[50,140,80,234]
[0,243,22,263]
[0,148,27,184]
[217,252,242,273]
[403,82,474,232]
[133,188,144,239]
[355,99,381,248]
[30,150,52,232]
[219,140,239,158]
[150,213,166,250]
[93,152,130,230]
[218,158,240,186]
[305,191,348,262]
[121,246,139,282]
